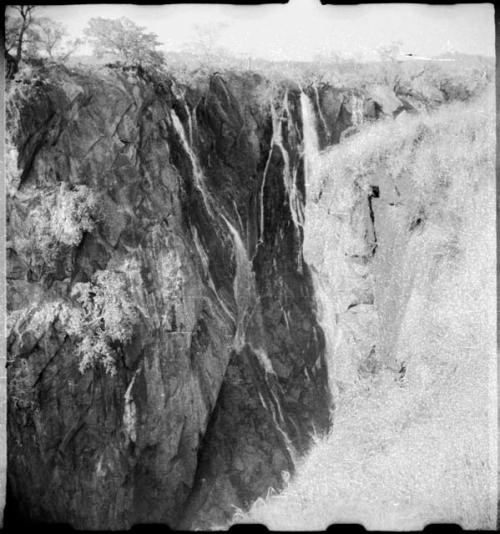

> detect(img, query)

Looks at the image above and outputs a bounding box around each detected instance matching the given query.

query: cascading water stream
[300,91,339,398]
[302,90,379,400]
[171,106,241,332]
[221,213,297,461]
[282,91,305,231]
[313,84,330,144]
[351,94,364,128]
[271,95,304,233]
[171,93,296,478]
[171,109,215,219]
[184,102,194,145]
[171,91,308,471]
[171,100,277,374]
[340,93,365,142]
[221,214,257,352]
[220,214,276,373]
[300,92,320,188]
[256,94,305,270]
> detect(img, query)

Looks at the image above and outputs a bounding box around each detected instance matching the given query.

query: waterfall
[221,213,298,462]
[192,226,234,322]
[272,96,304,233]
[183,102,194,145]
[222,214,256,352]
[300,92,320,190]
[171,82,195,145]
[351,94,364,128]
[171,109,214,219]
[171,100,277,373]
[221,215,274,378]
[171,104,241,330]
[340,93,365,142]
[302,89,380,400]
[300,91,338,398]
[282,91,305,232]
[257,146,273,248]
[258,94,304,271]
[313,84,329,145]
[256,93,308,271]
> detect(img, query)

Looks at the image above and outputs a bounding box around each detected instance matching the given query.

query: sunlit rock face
[300,94,469,399]
[302,101,424,402]
[302,90,380,398]
[301,89,422,399]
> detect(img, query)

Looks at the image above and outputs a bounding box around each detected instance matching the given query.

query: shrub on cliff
[50,183,100,246]
[8,269,139,376]
[61,270,139,376]
[13,183,100,279]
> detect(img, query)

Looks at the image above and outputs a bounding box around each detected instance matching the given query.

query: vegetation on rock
[62,270,139,375]
[12,184,100,279]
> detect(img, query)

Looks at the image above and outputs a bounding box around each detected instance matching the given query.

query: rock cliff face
[7,61,422,527]
[6,64,391,528]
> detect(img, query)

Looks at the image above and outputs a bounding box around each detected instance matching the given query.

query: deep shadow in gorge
[5,63,424,529]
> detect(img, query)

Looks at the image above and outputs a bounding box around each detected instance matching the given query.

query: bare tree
[377,40,403,91]
[182,22,231,69]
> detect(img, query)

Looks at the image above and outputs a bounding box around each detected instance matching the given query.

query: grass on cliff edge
[231,87,496,530]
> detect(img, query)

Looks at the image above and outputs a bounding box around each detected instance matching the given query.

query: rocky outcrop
[6,64,387,528]
[7,56,479,528]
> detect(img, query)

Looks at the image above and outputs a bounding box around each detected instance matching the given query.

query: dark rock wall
[6,65,371,529]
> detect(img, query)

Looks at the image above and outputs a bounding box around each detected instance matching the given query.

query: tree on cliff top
[5,7,81,77]
[4,5,37,74]
[28,17,82,61]
[83,17,165,68]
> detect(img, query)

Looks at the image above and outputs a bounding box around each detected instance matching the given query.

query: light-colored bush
[13,183,100,277]
[61,270,139,375]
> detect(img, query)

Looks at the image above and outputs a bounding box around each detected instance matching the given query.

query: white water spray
[300,91,321,190]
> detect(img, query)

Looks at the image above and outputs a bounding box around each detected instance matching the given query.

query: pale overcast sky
[37,1,495,62]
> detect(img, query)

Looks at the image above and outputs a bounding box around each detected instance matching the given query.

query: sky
[36,1,495,62]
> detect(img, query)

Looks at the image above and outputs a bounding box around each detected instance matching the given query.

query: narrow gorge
[5,59,494,530]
